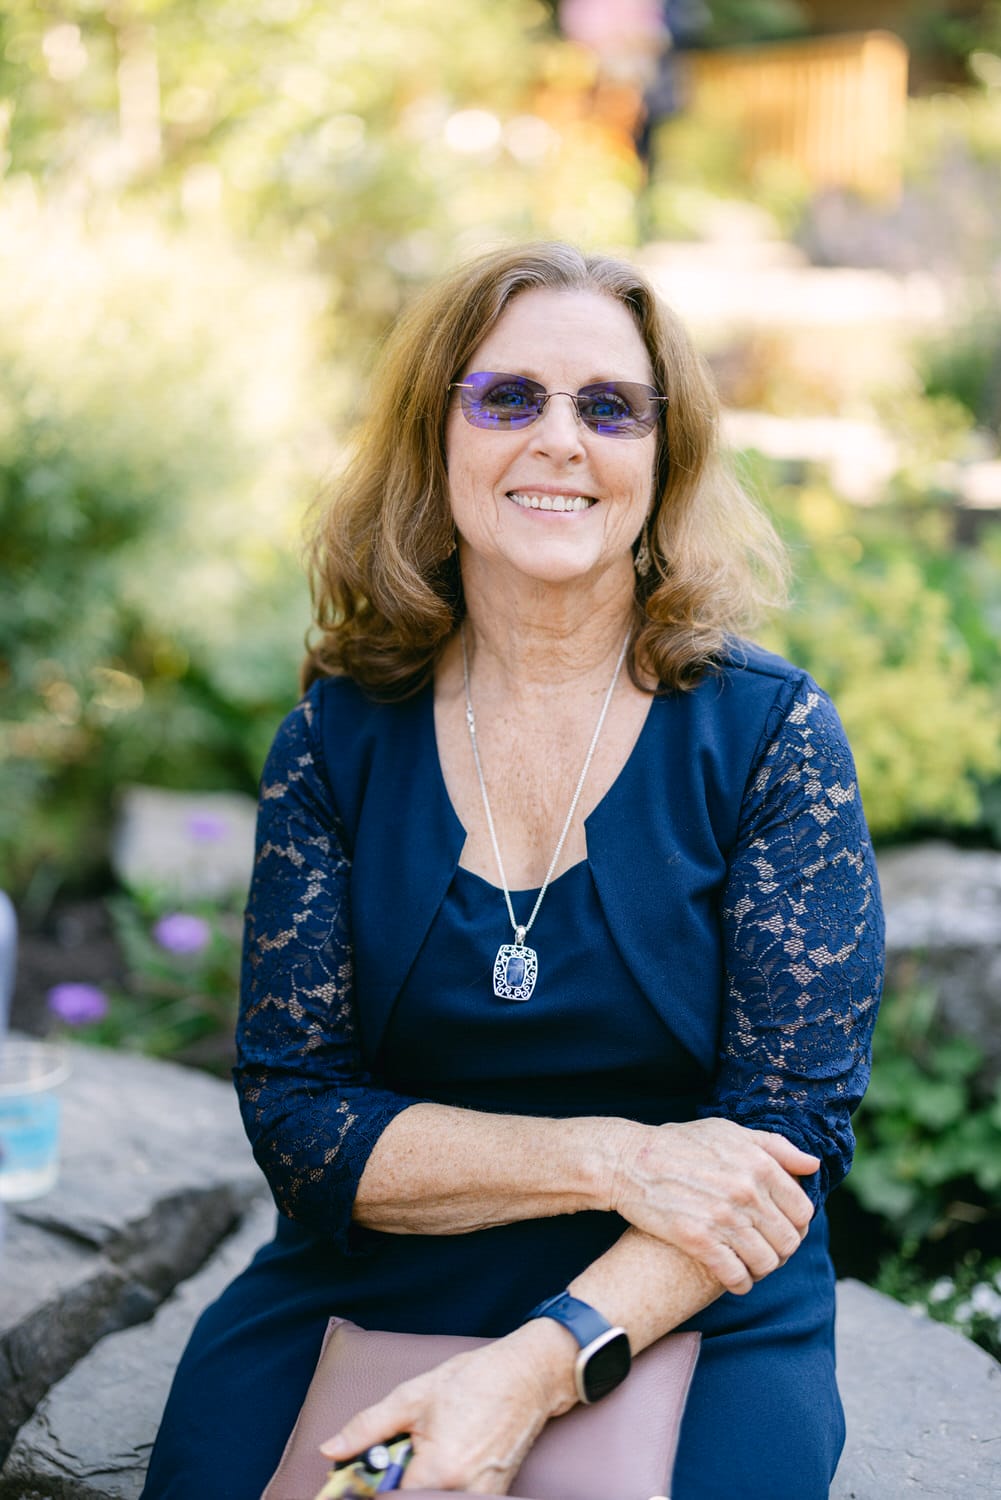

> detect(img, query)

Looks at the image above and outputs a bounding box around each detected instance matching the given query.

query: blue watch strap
[527,1291,613,1349]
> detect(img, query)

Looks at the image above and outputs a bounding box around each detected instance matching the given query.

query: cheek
[605,448,656,513]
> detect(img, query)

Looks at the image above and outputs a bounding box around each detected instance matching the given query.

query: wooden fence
[685,30,909,198]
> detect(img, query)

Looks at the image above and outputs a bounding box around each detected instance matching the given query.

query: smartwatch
[527,1291,632,1404]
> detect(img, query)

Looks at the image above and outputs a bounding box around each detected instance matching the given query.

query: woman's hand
[606,1118,818,1295]
[320,1322,576,1494]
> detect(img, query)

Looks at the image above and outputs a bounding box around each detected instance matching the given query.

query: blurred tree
[0,0,640,365]
[699,1,810,46]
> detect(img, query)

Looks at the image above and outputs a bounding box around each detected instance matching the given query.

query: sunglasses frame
[450,371,669,439]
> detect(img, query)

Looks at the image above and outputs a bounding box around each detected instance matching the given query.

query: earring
[635,518,652,578]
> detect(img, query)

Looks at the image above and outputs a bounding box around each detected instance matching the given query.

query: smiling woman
[142,244,884,1500]
[303,241,787,698]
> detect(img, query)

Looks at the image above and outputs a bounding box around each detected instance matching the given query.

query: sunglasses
[450,371,668,439]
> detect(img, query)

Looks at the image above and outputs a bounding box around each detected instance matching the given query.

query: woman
[143,243,884,1499]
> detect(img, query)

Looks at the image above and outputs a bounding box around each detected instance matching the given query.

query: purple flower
[47,983,109,1026]
[153,912,212,955]
[186,812,227,843]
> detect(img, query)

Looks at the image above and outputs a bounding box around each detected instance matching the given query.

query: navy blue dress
[143,644,884,1500]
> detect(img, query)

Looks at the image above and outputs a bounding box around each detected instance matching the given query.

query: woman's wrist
[500,1317,580,1420]
[596,1116,651,1214]
[543,1114,649,1217]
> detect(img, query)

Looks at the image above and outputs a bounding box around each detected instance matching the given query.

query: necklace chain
[460,624,631,941]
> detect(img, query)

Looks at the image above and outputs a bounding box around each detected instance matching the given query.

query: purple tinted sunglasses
[451,371,668,438]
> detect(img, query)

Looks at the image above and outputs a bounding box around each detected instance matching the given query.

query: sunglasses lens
[577,382,658,437]
[459,373,543,429]
[455,374,663,437]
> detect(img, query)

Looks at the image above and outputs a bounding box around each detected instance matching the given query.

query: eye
[479,378,537,414]
[579,386,634,422]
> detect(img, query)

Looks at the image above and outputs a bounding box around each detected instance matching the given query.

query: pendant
[493,931,538,1002]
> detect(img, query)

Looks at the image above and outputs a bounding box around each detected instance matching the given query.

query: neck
[458,552,636,692]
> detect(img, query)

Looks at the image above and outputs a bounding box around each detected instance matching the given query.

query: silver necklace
[460,624,631,1002]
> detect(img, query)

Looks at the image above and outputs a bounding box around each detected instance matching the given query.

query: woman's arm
[694,675,885,1211]
[355,1104,817,1292]
[321,1227,727,1493]
[234,690,426,1248]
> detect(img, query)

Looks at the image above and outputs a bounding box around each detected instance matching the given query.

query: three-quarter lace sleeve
[234,685,423,1247]
[698,676,885,1210]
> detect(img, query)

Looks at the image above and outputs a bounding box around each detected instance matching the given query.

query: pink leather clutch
[262,1317,700,1500]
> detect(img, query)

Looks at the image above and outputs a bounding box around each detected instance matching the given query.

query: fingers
[681,1195,803,1292]
[750,1129,820,1177]
[320,1387,417,1463]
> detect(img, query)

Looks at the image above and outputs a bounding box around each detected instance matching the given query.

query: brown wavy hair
[302,241,787,696]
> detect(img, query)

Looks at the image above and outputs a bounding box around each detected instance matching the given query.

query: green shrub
[839,977,1001,1357]
[0,196,320,896]
[99,887,243,1074]
[875,1254,1001,1362]
[753,470,1001,840]
[916,305,1001,434]
[848,982,1001,1243]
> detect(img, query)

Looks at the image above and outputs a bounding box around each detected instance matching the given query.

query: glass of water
[0,1039,71,1201]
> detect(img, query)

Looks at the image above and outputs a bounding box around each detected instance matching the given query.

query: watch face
[582,1329,632,1403]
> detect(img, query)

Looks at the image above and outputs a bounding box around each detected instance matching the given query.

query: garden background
[2,0,1001,1354]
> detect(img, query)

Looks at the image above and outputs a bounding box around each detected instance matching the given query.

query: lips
[507,491,597,512]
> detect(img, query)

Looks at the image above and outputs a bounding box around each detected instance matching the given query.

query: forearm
[353,1102,630,1234]
[570,1227,719,1352]
[509,1228,723,1418]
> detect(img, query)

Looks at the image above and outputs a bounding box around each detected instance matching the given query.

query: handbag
[262,1317,700,1500]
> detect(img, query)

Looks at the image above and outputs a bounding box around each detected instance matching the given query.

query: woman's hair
[302,241,787,696]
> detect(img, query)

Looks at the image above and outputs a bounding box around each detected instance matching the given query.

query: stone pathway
[1,1038,999,1498]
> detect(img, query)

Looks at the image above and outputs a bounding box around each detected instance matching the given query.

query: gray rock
[111,785,258,901]
[833,1279,1001,1498]
[1,1038,264,1457]
[0,1216,132,1464]
[877,842,1001,1080]
[0,1197,275,1500]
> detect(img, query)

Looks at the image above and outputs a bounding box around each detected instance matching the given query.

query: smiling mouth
[507,491,597,512]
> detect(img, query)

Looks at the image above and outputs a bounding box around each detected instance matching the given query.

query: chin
[507,548,618,589]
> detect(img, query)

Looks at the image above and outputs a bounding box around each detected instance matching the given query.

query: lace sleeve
[698,676,885,1210]
[234,684,423,1248]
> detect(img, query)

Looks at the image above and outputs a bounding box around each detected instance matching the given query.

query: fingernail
[319,1434,347,1458]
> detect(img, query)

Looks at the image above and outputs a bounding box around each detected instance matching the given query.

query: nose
[530,392,586,457]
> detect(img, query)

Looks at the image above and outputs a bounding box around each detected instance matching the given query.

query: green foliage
[0,0,640,359]
[916,305,1001,434]
[842,978,1001,1358]
[904,0,1001,79]
[848,983,1001,1244]
[874,1254,1001,1362]
[644,110,811,241]
[82,887,243,1074]
[699,1,810,48]
[753,469,1001,841]
[0,198,319,894]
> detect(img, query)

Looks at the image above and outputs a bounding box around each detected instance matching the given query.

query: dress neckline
[424,678,660,896]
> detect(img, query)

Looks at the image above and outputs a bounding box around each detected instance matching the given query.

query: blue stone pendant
[493,940,538,1002]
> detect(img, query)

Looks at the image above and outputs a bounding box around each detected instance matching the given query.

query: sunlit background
[2,1,1001,1345]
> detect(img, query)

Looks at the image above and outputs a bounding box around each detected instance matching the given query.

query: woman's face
[445,288,659,592]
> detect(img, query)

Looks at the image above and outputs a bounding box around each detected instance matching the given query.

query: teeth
[508,492,596,512]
